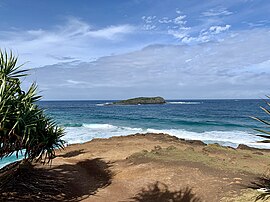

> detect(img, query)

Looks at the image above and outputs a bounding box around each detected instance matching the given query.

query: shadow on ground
[129,181,202,202]
[247,175,270,201]
[59,149,86,158]
[0,158,113,202]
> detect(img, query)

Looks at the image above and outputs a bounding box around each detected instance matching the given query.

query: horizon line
[40,98,264,101]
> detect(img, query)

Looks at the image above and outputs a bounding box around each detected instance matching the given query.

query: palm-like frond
[251,100,270,143]
[0,50,65,163]
[252,98,270,200]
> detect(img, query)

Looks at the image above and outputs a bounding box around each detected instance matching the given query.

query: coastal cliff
[113,96,166,105]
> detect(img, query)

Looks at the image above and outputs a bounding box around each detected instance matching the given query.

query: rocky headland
[1,133,270,201]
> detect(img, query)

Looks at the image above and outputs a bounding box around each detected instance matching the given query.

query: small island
[112,96,166,105]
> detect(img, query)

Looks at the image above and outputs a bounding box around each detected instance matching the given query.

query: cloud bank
[24,28,270,100]
[1,1,270,100]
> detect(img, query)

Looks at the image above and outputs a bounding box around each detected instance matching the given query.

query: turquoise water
[1,99,270,168]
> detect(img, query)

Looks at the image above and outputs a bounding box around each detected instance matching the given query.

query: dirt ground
[1,133,270,202]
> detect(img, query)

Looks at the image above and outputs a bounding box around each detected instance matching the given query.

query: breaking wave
[63,123,269,149]
[168,102,201,105]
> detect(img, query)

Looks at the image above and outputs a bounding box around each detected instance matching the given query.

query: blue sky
[1,0,270,99]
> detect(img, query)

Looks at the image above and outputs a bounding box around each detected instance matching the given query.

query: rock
[112,96,166,105]
[237,144,255,150]
[185,140,206,146]
[237,144,270,152]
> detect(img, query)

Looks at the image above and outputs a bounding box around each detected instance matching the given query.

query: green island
[112,96,166,105]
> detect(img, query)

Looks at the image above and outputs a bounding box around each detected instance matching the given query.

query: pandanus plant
[252,97,270,143]
[0,50,65,164]
[252,98,270,200]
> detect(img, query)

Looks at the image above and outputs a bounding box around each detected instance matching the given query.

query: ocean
[1,99,270,168]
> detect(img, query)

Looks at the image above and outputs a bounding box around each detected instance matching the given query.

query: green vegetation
[251,97,270,200]
[220,189,265,202]
[113,96,166,105]
[128,144,270,174]
[0,50,64,164]
[252,97,270,143]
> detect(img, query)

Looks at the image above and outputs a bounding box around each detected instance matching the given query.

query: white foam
[1,124,269,170]
[168,102,201,105]
[82,123,117,130]
[63,123,270,149]
[96,104,105,106]
[96,102,111,106]
[64,124,145,144]
[146,129,268,148]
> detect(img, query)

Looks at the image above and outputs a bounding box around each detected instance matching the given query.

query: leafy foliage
[251,97,270,143]
[251,97,270,200]
[0,50,64,163]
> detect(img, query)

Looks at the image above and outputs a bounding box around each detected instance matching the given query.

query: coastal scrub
[0,50,64,164]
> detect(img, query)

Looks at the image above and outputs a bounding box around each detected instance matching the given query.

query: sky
[0,0,270,100]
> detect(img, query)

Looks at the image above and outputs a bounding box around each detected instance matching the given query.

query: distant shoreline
[39,98,264,102]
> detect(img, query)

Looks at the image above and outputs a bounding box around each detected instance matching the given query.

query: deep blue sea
[1,99,270,168]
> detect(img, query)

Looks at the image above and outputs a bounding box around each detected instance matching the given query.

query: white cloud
[86,24,135,39]
[58,18,91,37]
[176,9,182,14]
[209,25,231,34]
[143,14,189,34]
[158,17,172,24]
[66,80,88,85]
[202,8,233,17]
[46,18,135,39]
[169,23,231,43]
[143,11,230,44]
[26,28,270,99]
[174,15,187,25]
[181,36,206,43]
[142,16,156,24]
[143,24,156,31]
[141,16,158,30]
[0,18,136,67]
[243,20,269,28]
[168,29,189,40]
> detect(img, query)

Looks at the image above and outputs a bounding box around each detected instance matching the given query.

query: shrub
[252,97,270,200]
[252,97,270,143]
[0,50,64,164]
